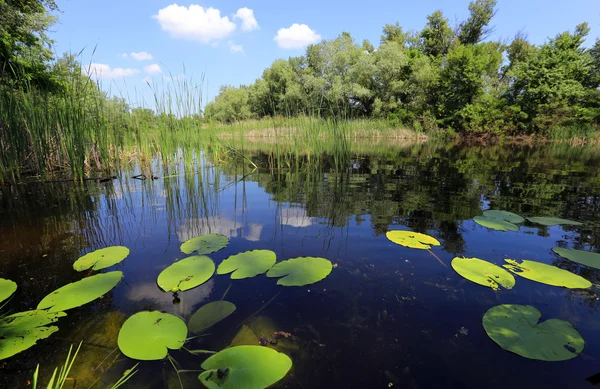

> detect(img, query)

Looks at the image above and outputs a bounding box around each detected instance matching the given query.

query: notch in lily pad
[189,301,236,334]
[503,259,591,289]
[73,246,130,272]
[198,345,292,389]
[0,310,66,360]
[0,278,17,305]
[483,304,584,361]
[217,250,276,280]
[181,234,229,255]
[527,217,582,227]
[451,257,515,290]
[118,311,187,360]
[37,271,123,312]
[157,255,215,293]
[266,257,332,286]
[552,248,600,270]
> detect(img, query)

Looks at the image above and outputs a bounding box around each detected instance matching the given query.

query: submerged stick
[242,292,280,325]
[220,284,232,301]
[427,249,447,268]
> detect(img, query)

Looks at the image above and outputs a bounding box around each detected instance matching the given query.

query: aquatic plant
[73,246,130,272]
[32,342,81,389]
[386,230,446,267]
[481,210,524,224]
[0,310,66,360]
[472,209,525,231]
[181,234,229,255]
[451,257,515,290]
[482,304,584,361]
[503,259,591,289]
[157,255,215,292]
[552,248,600,269]
[527,217,582,226]
[0,278,17,304]
[188,301,236,334]
[217,250,276,280]
[266,257,333,286]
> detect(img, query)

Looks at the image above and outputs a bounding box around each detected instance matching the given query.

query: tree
[380,22,409,47]
[0,0,60,90]
[204,86,253,123]
[420,10,454,58]
[457,0,497,45]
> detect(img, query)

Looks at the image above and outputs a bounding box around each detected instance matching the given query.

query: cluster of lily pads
[0,233,335,388]
[386,213,599,362]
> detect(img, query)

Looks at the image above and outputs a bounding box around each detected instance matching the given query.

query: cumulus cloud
[228,41,244,54]
[84,63,139,79]
[274,23,321,49]
[144,63,162,74]
[154,4,236,42]
[130,51,153,61]
[234,7,259,32]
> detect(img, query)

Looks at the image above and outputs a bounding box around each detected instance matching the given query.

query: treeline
[205,0,600,135]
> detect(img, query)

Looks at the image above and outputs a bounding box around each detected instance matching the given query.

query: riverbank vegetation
[1,0,600,182]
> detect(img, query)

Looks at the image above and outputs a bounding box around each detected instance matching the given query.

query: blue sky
[50,0,600,108]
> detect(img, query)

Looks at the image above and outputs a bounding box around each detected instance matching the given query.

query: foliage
[473,216,519,232]
[266,257,333,286]
[0,310,65,360]
[451,257,515,290]
[552,248,600,270]
[157,255,215,292]
[217,250,277,279]
[386,230,440,249]
[73,246,130,272]
[188,301,236,334]
[0,278,17,304]
[180,234,229,255]
[503,259,592,289]
[527,217,582,226]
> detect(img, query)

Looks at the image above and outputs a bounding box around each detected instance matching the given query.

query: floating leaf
[218,250,276,280]
[266,257,332,286]
[527,217,582,227]
[385,230,440,249]
[473,216,519,232]
[552,248,600,270]
[0,310,66,360]
[451,257,515,290]
[483,304,584,361]
[157,255,215,292]
[198,346,292,389]
[37,271,123,312]
[483,210,525,224]
[181,234,229,255]
[188,301,236,334]
[118,311,187,361]
[0,278,17,304]
[73,246,130,272]
[503,259,591,289]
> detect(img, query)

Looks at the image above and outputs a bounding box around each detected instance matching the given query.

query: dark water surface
[2,142,600,388]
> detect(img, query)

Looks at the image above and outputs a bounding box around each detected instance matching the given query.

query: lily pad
[73,246,130,272]
[473,216,519,232]
[118,311,187,361]
[483,210,525,224]
[385,230,440,249]
[217,250,276,279]
[503,259,591,289]
[198,345,292,389]
[0,278,17,304]
[527,217,582,226]
[188,301,236,334]
[181,234,229,255]
[552,248,600,270]
[0,310,66,360]
[37,271,123,312]
[451,257,515,290]
[157,255,215,292]
[266,257,332,286]
[483,304,584,361]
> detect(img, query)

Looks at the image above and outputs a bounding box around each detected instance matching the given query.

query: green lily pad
[217,250,276,280]
[0,310,66,360]
[451,257,515,290]
[188,301,236,334]
[118,311,187,361]
[552,248,600,270]
[483,304,584,361]
[473,216,519,232]
[181,234,229,255]
[0,278,17,304]
[157,255,215,292]
[266,257,332,286]
[385,230,440,249]
[527,217,582,226]
[198,345,292,389]
[37,271,123,312]
[503,259,591,289]
[483,210,525,224]
[73,246,130,272]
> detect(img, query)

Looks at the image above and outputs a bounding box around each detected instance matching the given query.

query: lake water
[2,142,600,388]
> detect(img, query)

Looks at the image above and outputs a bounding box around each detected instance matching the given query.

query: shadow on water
[2,142,600,388]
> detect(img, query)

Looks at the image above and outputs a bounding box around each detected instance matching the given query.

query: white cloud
[144,63,162,74]
[154,4,236,43]
[234,7,259,32]
[121,53,128,58]
[84,63,139,79]
[228,41,244,54]
[274,23,321,49]
[130,51,153,61]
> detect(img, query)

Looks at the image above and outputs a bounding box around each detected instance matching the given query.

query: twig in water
[427,250,447,268]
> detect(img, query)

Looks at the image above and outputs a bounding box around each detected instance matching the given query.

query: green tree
[204,86,253,123]
[420,10,454,58]
[457,0,497,45]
